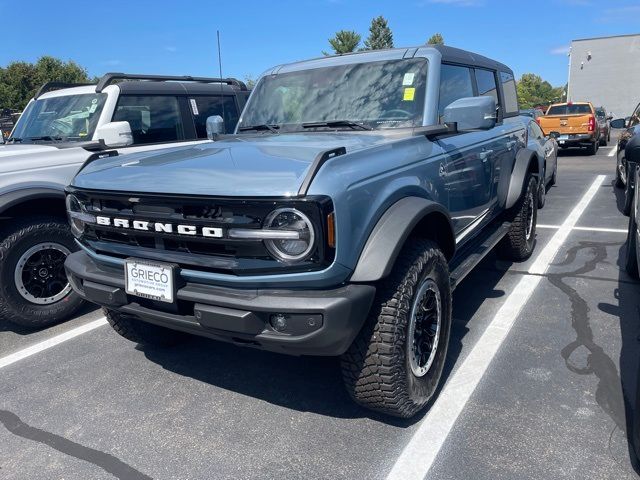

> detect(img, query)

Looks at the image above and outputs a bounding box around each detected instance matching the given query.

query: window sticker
[403,87,416,101]
[190,98,199,115]
[402,73,415,86]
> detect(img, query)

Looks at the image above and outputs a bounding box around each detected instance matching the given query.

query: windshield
[10,93,107,142]
[546,104,592,115]
[595,109,606,118]
[238,58,428,132]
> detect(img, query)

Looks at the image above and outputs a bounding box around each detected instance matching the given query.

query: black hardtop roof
[35,73,248,99]
[433,45,513,74]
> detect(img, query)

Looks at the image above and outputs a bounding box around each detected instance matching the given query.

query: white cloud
[550,45,571,55]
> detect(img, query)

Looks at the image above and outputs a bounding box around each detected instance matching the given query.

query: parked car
[0,108,20,140]
[0,73,249,328]
[613,102,640,215]
[64,45,542,418]
[538,102,600,155]
[520,108,544,121]
[595,106,612,146]
[526,120,558,208]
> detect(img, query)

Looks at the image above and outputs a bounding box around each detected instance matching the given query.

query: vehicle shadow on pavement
[140,332,414,426]
[137,255,510,427]
[598,186,640,473]
[0,303,99,335]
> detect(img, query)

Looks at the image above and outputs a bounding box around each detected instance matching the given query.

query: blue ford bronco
[64,45,541,417]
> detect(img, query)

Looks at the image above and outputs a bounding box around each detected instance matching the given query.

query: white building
[568,33,640,118]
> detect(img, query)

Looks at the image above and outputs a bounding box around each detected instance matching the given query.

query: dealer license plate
[559,135,569,140]
[125,259,175,303]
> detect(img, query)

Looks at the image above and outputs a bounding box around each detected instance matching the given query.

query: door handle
[479,150,494,161]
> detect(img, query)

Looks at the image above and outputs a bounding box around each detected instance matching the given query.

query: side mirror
[206,115,225,139]
[443,96,496,131]
[95,121,133,147]
[610,118,627,129]
[548,131,560,139]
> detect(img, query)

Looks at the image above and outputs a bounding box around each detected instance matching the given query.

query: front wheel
[538,170,547,209]
[0,217,84,328]
[623,178,633,216]
[341,238,452,418]
[499,175,537,261]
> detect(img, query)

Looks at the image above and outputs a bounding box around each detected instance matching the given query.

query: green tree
[427,33,444,45]
[327,30,361,55]
[244,74,257,89]
[363,16,394,50]
[516,73,564,109]
[0,56,91,110]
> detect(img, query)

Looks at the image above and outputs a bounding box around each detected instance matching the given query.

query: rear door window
[189,96,240,137]
[499,71,518,114]
[438,64,474,119]
[475,69,499,106]
[112,95,185,144]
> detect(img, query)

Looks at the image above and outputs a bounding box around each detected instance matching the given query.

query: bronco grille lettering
[94,216,224,238]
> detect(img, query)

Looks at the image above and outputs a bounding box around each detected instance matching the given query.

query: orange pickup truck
[538,102,600,155]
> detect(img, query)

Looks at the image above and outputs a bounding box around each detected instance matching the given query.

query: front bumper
[557,133,596,147]
[65,251,376,356]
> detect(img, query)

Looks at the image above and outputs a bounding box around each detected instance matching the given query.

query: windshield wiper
[237,124,280,133]
[301,120,372,131]
[27,136,64,142]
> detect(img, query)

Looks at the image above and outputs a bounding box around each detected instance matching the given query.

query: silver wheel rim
[408,279,442,377]
[525,189,535,241]
[14,242,72,305]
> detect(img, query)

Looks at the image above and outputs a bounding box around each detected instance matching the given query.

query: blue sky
[2,0,639,86]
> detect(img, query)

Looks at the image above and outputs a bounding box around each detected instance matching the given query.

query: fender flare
[0,187,65,216]
[350,197,455,283]
[503,148,542,210]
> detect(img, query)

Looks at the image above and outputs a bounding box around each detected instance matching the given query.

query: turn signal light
[327,212,336,248]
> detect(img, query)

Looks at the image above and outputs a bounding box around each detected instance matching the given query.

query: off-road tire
[341,238,452,418]
[615,163,624,188]
[499,175,537,261]
[0,216,84,328]
[105,308,186,347]
[587,141,598,156]
[625,206,639,278]
[623,179,633,216]
[538,170,547,209]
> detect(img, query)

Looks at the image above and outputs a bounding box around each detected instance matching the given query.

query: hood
[0,143,88,176]
[0,143,59,158]
[72,133,396,197]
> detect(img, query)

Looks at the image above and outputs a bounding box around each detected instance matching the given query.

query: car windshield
[238,58,428,132]
[546,104,592,115]
[595,109,606,118]
[10,93,106,142]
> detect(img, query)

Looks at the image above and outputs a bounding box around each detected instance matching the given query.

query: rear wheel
[499,175,537,261]
[341,238,452,418]
[587,141,598,156]
[105,308,187,346]
[624,178,633,216]
[0,217,84,328]
[600,136,607,147]
[616,162,624,188]
[625,205,639,278]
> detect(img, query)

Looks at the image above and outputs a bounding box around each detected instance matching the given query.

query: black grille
[69,188,334,275]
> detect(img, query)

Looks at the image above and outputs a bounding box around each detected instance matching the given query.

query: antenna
[217,30,226,132]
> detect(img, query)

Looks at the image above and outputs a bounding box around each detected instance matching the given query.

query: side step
[449,221,511,290]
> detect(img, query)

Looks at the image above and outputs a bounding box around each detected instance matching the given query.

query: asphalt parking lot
[1,139,639,480]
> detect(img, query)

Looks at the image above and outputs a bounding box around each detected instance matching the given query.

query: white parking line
[386,175,606,480]
[0,318,107,370]
[537,224,627,234]
[608,147,617,157]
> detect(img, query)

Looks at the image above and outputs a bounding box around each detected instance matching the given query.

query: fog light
[270,313,288,332]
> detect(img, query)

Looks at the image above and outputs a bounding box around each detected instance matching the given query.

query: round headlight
[66,194,94,237]
[264,208,315,262]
